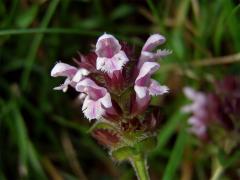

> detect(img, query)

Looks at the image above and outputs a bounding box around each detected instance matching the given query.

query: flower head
[51,33,171,153]
[95,33,129,74]
[183,78,240,147]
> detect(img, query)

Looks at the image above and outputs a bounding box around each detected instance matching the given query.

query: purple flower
[95,33,129,74]
[51,62,89,92]
[76,78,113,120]
[50,33,173,175]
[133,62,169,113]
[138,34,172,69]
[51,33,171,139]
[182,87,208,139]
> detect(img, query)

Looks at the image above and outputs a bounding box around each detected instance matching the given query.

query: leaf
[15,5,39,28]
[150,111,187,157]
[218,149,240,169]
[162,128,187,180]
[110,4,135,20]
[12,105,29,176]
[28,143,48,179]
[224,151,240,168]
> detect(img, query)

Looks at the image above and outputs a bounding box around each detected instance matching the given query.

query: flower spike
[51,33,171,180]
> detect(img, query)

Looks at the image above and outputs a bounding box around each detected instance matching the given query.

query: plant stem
[130,153,150,180]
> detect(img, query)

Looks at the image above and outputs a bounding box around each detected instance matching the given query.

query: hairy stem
[130,154,150,180]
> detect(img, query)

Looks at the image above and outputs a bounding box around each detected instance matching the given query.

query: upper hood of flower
[95,33,121,58]
[51,62,77,77]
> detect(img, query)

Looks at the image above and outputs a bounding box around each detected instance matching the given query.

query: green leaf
[162,128,187,180]
[218,149,240,169]
[151,111,187,157]
[110,4,135,20]
[12,105,29,175]
[225,150,240,168]
[15,5,39,28]
[28,143,47,179]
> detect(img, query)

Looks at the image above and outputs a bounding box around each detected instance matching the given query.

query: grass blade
[20,0,60,90]
[162,128,187,180]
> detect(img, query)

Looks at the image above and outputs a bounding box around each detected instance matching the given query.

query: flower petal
[156,49,172,57]
[53,78,71,92]
[183,87,197,100]
[134,85,148,99]
[76,78,98,92]
[135,62,160,86]
[142,34,166,51]
[99,92,112,108]
[95,33,121,58]
[189,124,207,138]
[72,68,89,83]
[149,79,169,96]
[82,96,105,120]
[183,87,206,105]
[76,78,109,100]
[51,62,77,77]
[188,117,202,127]
[96,50,129,73]
[78,93,87,102]
[138,34,170,69]
[181,104,194,113]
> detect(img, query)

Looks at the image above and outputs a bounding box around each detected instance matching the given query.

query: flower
[138,34,172,69]
[51,34,171,179]
[51,33,171,121]
[51,62,89,92]
[182,87,208,139]
[133,61,169,113]
[75,78,113,120]
[51,33,171,154]
[183,77,240,145]
[95,33,129,74]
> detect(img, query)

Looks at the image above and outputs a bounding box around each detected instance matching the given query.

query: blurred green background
[0,0,240,179]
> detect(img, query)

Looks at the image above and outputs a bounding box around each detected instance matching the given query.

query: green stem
[130,153,150,180]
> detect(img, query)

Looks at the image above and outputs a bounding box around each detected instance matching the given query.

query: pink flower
[51,34,171,124]
[51,62,89,92]
[75,78,112,120]
[182,87,208,139]
[138,34,172,68]
[51,34,172,155]
[182,87,207,117]
[133,62,169,113]
[95,33,129,74]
